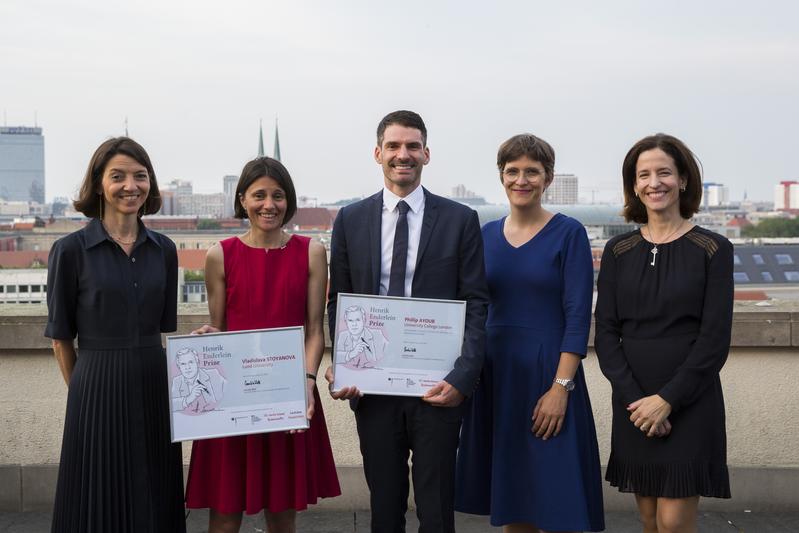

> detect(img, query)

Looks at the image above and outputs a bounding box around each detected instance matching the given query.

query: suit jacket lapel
[368,191,382,293]
[415,188,439,272]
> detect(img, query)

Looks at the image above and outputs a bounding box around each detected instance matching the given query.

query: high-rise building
[775,181,799,212]
[159,179,193,215]
[0,126,45,203]
[223,175,238,217]
[704,182,730,207]
[543,173,578,205]
[183,193,226,218]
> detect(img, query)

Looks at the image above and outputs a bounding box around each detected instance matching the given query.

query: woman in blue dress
[456,134,604,532]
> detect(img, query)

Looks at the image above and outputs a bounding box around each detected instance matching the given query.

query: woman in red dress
[186,157,341,532]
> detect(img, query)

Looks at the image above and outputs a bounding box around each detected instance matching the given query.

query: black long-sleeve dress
[45,218,186,532]
[594,225,732,498]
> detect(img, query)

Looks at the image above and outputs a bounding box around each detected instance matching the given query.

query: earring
[680,185,686,192]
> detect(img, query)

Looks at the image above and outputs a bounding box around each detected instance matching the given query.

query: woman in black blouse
[595,134,733,533]
[45,138,185,532]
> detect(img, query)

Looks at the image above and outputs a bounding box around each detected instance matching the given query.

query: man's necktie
[387,200,410,297]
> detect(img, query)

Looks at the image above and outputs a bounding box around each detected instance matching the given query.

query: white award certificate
[166,327,308,442]
[331,293,466,396]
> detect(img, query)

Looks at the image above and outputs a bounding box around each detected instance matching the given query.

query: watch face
[565,380,575,391]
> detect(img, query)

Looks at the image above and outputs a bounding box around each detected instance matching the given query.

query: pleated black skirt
[51,346,186,533]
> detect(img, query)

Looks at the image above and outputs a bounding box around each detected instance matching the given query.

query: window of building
[775,254,794,265]
[785,271,799,282]
[0,286,4,293]
[733,254,742,265]
[19,285,29,293]
[733,272,750,282]
[761,271,773,282]
[7,286,16,293]
[31,285,41,292]
[753,254,765,265]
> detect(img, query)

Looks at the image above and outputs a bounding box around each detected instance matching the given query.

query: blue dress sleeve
[559,221,593,357]
[160,236,178,333]
[45,238,78,340]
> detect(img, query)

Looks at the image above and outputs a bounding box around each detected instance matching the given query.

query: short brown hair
[73,137,162,218]
[496,134,555,183]
[622,133,702,224]
[377,110,427,147]
[233,157,297,225]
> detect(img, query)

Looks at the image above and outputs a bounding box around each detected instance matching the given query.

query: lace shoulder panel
[611,233,643,257]
[685,229,719,258]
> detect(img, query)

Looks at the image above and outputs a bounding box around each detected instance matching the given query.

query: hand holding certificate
[166,326,309,442]
[331,293,466,397]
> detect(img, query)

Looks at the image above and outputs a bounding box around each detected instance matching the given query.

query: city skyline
[1,1,797,205]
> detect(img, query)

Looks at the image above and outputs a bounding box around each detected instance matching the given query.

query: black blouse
[45,218,177,349]
[594,226,734,412]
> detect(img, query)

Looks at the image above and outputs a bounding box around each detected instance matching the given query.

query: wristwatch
[554,378,575,392]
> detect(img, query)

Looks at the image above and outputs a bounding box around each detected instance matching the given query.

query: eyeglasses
[502,168,545,181]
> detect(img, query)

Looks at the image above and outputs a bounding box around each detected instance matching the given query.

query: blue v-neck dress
[456,214,605,531]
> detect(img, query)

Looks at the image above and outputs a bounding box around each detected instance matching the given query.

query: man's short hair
[376,110,427,147]
[176,347,199,362]
[344,305,365,319]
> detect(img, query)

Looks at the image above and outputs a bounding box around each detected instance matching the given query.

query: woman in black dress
[595,134,733,533]
[45,138,185,532]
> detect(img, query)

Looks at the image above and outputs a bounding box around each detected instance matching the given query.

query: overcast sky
[2,0,797,205]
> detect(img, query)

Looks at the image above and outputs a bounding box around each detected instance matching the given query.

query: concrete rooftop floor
[2,509,798,532]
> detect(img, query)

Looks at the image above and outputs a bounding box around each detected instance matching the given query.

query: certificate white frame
[166,326,309,442]
[331,293,466,397]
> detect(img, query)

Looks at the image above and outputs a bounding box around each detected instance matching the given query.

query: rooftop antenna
[125,116,129,137]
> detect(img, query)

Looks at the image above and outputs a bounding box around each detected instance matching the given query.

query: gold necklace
[644,220,685,267]
[245,230,288,251]
[102,221,138,245]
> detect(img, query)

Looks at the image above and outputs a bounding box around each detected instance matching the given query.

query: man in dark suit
[325,110,488,532]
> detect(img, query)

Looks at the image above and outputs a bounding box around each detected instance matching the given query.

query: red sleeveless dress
[185,235,341,514]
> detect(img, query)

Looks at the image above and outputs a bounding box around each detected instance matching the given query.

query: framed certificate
[331,293,466,396]
[165,327,309,442]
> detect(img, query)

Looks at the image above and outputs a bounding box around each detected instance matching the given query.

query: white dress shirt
[379,185,425,297]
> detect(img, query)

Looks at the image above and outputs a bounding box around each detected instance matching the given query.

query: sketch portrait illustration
[171,347,227,414]
[336,305,388,370]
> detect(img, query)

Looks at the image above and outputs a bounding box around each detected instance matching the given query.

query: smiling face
[99,154,150,217]
[634,148,686,218]
[239,176,287,232]
[374,124,430,196]
[501,156,550,209]
[345,309,365,336]
[177,351,199,380]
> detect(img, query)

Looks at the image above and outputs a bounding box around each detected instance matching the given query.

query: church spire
[258,119,265,157]
[273,118,281,162]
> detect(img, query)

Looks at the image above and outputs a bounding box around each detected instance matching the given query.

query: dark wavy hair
[622,133,703,224]
[233,157,297,226]
[73,137,162,218]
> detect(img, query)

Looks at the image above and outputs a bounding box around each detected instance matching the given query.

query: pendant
[650,245,658,267]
